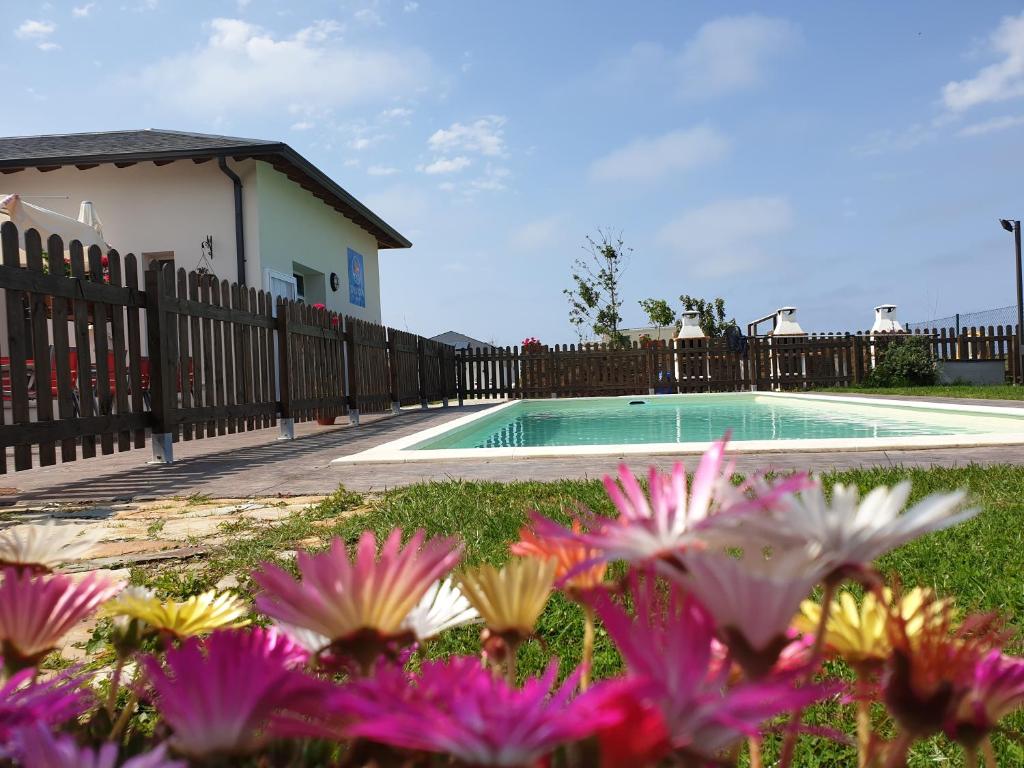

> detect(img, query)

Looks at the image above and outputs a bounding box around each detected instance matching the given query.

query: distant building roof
[0,129,410,249]
[430,330,493,350]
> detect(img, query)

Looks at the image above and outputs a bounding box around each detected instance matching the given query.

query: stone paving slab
[1,495,328,662]
[1,396,1023,504]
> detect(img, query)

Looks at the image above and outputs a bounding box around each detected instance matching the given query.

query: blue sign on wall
[347,248,365,308]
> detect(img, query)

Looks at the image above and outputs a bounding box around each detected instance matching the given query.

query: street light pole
[1000,219,1024,384]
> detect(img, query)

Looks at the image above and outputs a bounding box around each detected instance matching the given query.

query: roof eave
[0,142,412,251]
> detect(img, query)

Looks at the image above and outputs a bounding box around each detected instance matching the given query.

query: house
[429,331,494,351]
[0,129,410,323]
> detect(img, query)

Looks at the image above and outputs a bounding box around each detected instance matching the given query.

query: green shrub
[865,336,938,387]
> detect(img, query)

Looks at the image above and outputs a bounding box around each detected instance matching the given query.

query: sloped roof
[0,129,410,249]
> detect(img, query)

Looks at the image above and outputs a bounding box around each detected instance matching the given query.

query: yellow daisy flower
[457,558,555,641]
[794,587,948,667]
[105,587,249,638]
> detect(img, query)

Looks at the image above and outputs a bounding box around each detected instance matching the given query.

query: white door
[264,268,297,317]
[263,269,297,400]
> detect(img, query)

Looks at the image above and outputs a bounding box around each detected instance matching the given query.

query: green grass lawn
[813,383,1024,400]
[131,465,1024,766]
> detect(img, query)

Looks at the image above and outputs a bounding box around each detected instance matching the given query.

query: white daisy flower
[0,522,102,572]
[738,481,976,577]
[401,578,480,641]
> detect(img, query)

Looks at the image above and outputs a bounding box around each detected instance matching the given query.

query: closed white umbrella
[0,194,108,251]
[77,200,105,242]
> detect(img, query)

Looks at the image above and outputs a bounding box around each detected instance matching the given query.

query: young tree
[679,295,737,338]
[564,230,631,346]
[638,298,678,328]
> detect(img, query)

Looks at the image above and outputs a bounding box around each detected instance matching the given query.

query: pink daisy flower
[948,650,1024,745]
[0,569,121,672]
[253,530,461,664]
[10,722,184,768]
[678,547,828,678]
[0,666,90,748]
[588,574,833,761]
[575,439,809,568]
[333,656,613,766]
[142,628,327,758]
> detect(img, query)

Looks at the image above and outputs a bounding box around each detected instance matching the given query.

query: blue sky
[7,1,1024,344]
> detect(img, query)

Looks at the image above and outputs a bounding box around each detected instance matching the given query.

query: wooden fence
[0,222,456,472]
[458,328,1021,401]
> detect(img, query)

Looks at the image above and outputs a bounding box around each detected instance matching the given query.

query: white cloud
[657,196,794,277]
[135,18,430,114]
[419,156,472,174]
[367,164,399,176]
[379,107,413,121]
[354,8,383,26]
[589,125,730,183]
[16,20,56,39]
[943,13,1024,112]
[428,116,506,157]
[613,15,799,98]
[37,41,61,51]
[290,120,313,131]
[236,0,251,8]
[959,114,1024,137]
[72,3,95,17]
[403,1,419,11]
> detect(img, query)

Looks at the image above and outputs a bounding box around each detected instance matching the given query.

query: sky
[5,1,1024,344]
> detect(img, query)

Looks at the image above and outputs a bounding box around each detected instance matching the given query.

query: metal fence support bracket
[149,433,174,464]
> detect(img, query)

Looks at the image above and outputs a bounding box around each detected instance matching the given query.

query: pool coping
[331,391,1024,464]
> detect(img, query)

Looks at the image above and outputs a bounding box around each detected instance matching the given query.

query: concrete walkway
[4,395,1024,504]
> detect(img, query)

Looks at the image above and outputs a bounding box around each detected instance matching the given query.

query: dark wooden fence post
[387,331,401,413]
[417,336,428,409]
[277,299,294,439]
[344,319,360,425]
[456,349,466,406]
[144,263,177,462]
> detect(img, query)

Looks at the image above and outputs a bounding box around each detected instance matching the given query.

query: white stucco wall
[4,160,260,282]
[4,158,384,323]
[254,163,381,323]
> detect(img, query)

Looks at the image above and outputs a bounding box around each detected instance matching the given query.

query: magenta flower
[10,722,184,768]
[948,650,1024,745]
[253,530,461,663]
[333,656,613,766]
[575,439,809,568]
[0,569,121,671]
[589,574,834,761]
[142,628,327,758]
[0,666,91,749]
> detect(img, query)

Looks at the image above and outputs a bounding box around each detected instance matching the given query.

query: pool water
[410,394,1024,450]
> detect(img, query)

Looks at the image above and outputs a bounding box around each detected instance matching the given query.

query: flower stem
[109,690,138,742]
[506,640,518,685]
[581,604,595,691]
[105,657,125,717]
[748,735,763,768]
[883,731,913,768]
[965,747,979,768]
[779,578,837,768]
[855,675,872,768]
[982,736,998,767]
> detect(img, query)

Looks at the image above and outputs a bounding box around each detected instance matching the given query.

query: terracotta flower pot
[316,415,337,426]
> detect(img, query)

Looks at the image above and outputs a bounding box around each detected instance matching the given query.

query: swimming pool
[335,392,1024,463]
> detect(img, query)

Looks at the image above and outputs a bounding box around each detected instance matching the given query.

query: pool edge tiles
[331,392,1024,464]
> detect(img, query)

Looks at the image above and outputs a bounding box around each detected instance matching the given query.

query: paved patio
[3,394,1024,505]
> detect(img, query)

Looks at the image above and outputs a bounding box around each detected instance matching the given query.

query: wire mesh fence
[905,304,1020,333]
